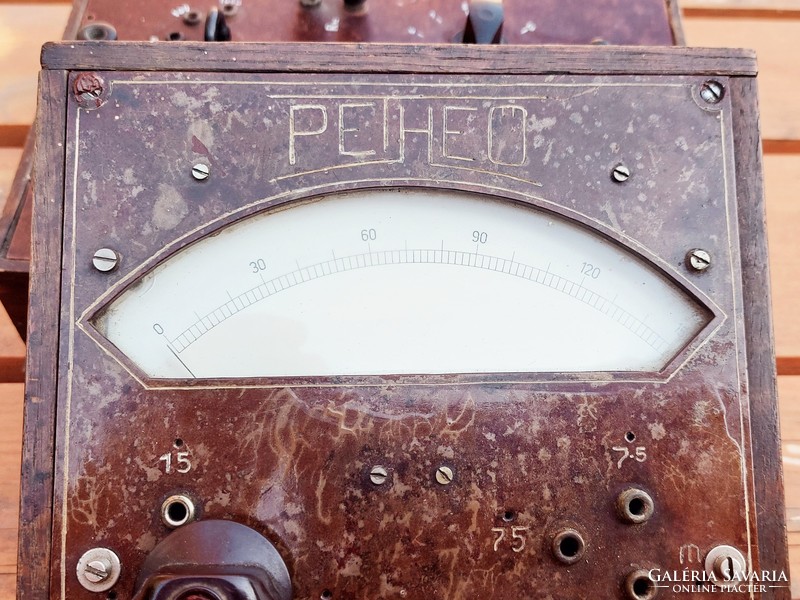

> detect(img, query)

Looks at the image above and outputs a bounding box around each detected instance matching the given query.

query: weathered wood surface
[0,1,799,598]
[0,384,23,599]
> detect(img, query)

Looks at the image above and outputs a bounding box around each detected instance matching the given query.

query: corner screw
[92,248,120,273]
[686,248,711,272]
[435,466,454,485]
[73,72,106,107]
[611,163,630,183]
[369,465,388,485]
[192,163,210,181]
[700,80,724,104]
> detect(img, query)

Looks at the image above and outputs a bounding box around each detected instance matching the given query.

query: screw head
[687,248,711,272]
[83,560,109,583]
[76,548,121,592]
[435,466,454,485]
[192,163,210,181]
[700,80,724,104]
[92,248,120,272]
[369,465,388,485]
[704,545,747,587]
[611,163,630,183]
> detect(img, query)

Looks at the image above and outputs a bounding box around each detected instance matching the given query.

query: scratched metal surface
[76,0,675,45]
[51,71,753,599]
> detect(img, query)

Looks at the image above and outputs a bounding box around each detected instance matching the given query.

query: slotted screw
[370,465,388,485]
[92,248,120,272]
[83,560,109,583]
[700,80,724,104]
[687,248,711,272]
[611,163,630,183]
[192,163,210,181]
[435,466,454,485]
[76,548,120,592]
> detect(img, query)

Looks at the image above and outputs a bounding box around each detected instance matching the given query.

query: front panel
[22,43,788,600]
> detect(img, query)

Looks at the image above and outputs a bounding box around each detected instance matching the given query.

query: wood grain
[0,149,22,210]
[0,5,72,129]
[683,0,800,18]
[16,68,67,600]
[766,154,800,370]
[0,383,23,595]
[729,75,789,596]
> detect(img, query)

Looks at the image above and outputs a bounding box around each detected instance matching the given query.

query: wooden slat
[684,17,800,142]
[765,154,800,369]
[0,147,27,383]
[0,383,23,597]
[683,0,800,15]
[0,4,72,135]
[0,575,15,599]
[0,148,22,207]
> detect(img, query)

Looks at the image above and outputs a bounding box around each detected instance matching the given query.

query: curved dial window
[94,189,711,378]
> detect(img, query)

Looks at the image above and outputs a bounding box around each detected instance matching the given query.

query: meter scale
[94,189,710,378]
[167,247,667,356]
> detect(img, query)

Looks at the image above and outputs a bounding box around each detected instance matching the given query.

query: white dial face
[94,189,710,378]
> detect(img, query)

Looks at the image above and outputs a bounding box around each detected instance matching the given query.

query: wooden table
[1,1,800,597]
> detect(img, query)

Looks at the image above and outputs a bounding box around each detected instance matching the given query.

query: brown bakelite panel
[19,43,787,600]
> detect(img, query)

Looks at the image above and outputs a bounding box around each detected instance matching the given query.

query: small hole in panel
[559,535,581,558]
[161,494,195,528]
[107,592,117,600]
[625,569,658,600]
[168,501,187,522]
[321,590,333,600]
[632,576,653,598]
[616,488,654,524]
[502,510,515,522]
[174,438,184,448]
[625,431,636,442]
[628,498,645,516]
[551,528,586,565]
[167,31,184,41]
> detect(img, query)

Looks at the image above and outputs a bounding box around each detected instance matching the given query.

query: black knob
[463,0,504,44]
[205,8,232,41]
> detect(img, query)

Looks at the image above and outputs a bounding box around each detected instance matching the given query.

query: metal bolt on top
[192,163,210,181]
[687,248,711,272]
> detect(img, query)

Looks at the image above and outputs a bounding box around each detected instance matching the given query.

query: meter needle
[168,346,197,378]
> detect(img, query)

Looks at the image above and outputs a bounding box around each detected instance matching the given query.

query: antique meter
[20,42,788,599]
